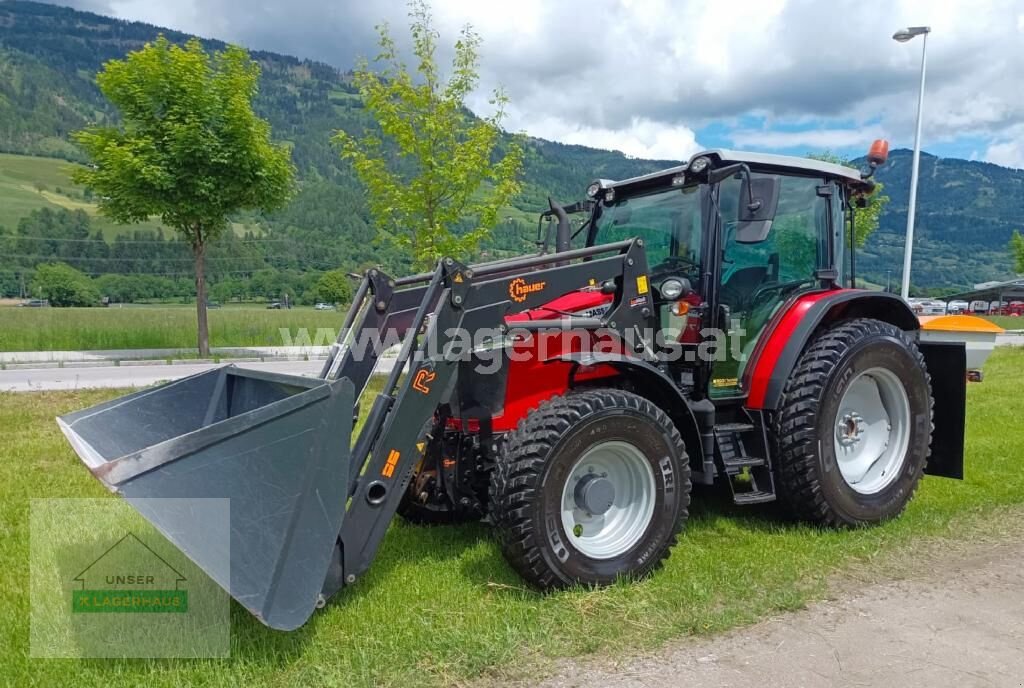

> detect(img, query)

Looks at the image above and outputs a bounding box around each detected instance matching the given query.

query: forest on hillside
[0,0,1021,299]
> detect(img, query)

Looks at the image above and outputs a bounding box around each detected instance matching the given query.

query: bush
[313,268,354,305]
[31,263,100,307]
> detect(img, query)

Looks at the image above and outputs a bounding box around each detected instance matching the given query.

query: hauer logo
[509,277,545,303]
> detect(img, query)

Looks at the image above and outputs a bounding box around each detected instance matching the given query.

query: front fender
[549,352,705,468]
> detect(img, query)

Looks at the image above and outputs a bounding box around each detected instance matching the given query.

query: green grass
[0,153,259,239]
[0,306,344,351]
[0,153,168,239]
[3,349,1024,686]
[983,315,1023,330]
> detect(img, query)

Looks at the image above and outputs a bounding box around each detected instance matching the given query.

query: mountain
[861,149,1023,290]
[1,0,1021,295]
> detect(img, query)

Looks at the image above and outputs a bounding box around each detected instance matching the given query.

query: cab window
[592,186,703,273]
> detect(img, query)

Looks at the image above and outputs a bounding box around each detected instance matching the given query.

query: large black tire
[490,389,691,589]
[773,318,933,526]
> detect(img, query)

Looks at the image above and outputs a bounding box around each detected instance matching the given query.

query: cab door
[710,173,837,398]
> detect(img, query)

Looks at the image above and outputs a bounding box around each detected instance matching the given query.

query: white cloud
[985,125,1024,170]
[728,126,889,151]
[42,0,1024,165]
[523,115,700,161]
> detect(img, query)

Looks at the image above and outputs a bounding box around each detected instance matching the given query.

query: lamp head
[893,26,931,42]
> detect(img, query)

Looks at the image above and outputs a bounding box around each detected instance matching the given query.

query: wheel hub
[560,440,656,560]
[832,367,911,495]
[574,474,616,515]
[835,411,866,447]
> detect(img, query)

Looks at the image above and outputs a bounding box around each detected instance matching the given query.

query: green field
[984,315,1023,330]
[2,349,1023,686]
[0,153,260,239]
[0,153,166,239]
[0,305,343,351]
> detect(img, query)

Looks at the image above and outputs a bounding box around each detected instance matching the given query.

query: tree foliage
[1009,230,1024,274]
[72,36,295,352]
[31,262,99,306]
[334,0,524,270]
[808,152,889,248]
[313,269,354,305]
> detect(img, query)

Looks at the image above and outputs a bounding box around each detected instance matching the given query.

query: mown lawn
[0,306,343,351]
[2,348,1023,686]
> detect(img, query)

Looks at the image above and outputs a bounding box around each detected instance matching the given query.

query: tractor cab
[582,149,875,398]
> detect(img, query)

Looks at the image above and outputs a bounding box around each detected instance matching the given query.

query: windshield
[591,186,703,274]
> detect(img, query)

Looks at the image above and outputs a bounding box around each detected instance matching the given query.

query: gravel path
[539,538,1024,688]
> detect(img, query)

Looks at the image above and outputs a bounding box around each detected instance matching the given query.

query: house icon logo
[71,532,188,614]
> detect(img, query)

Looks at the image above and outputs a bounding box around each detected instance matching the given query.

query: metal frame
[317,238,656,599]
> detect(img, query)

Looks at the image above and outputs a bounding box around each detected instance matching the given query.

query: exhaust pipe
[548,197,571,253]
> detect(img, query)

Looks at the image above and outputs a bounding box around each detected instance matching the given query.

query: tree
[73,36,295,354]
[1009,230,1024,274]
[313,269,354,305]
[31,263,99,307]
[808,152,889,247]
[334,0,524,270]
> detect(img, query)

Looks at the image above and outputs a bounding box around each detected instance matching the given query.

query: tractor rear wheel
[490,389,690,589]
[774,318,932,526]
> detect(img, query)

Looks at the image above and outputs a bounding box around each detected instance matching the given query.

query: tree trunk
[193,238,210,356]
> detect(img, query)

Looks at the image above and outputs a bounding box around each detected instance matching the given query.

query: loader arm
[318,238,657,600]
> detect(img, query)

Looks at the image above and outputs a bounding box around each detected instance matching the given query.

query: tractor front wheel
[774,318,933,526]
[490,389,690,589]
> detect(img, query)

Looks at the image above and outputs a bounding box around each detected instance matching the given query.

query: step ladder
[714,421,776,505]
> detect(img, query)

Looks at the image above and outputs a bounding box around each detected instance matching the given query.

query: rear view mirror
[736,176,780,243]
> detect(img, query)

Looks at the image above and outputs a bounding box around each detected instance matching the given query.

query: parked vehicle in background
[19,299,49,307]
[969,300,990,314]
[946,300,969,314]
[314,302,335,311]
[906,298,945,315]
[266,301,283,309]
[1007,301,1024,317]
[990,301,1008,315]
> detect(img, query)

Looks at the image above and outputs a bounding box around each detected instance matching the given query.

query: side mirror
[735,177,780,243]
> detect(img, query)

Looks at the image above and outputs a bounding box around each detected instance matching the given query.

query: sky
[41,0,1024,168]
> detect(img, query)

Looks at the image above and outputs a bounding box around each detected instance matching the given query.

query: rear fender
[550,352,705,468]
[745,289,919,410]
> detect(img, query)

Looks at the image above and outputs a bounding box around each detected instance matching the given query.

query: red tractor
[60,142,967,630]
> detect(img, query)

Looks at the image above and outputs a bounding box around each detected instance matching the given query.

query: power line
[1,253,277,264]
[0,235,296,245]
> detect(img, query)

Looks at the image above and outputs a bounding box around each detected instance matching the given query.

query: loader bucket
[57,366,355,631]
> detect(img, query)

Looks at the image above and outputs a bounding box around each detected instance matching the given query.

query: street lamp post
[893,26,931,300]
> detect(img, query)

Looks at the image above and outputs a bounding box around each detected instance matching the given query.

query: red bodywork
[460,286,848,430]
[453,289,620,433]
[744,289,845,409]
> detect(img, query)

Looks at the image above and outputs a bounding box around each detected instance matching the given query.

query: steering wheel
[748,279,813,311]
[661,254,699,269]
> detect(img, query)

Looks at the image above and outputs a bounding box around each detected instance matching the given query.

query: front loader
[59,142,974,630]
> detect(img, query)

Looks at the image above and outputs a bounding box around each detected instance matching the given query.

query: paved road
[0,360,324,391]
[539,539,1024,688]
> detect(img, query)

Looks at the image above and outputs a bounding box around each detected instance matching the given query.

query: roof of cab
[604,149,869,192]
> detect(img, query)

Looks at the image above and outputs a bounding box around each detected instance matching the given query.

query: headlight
[689,156,710,174]
[586,182,602,198]
[661,278,685,300]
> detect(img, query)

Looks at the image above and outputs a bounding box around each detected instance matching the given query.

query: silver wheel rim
[560,440,656,560]
[833,367,912,495]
